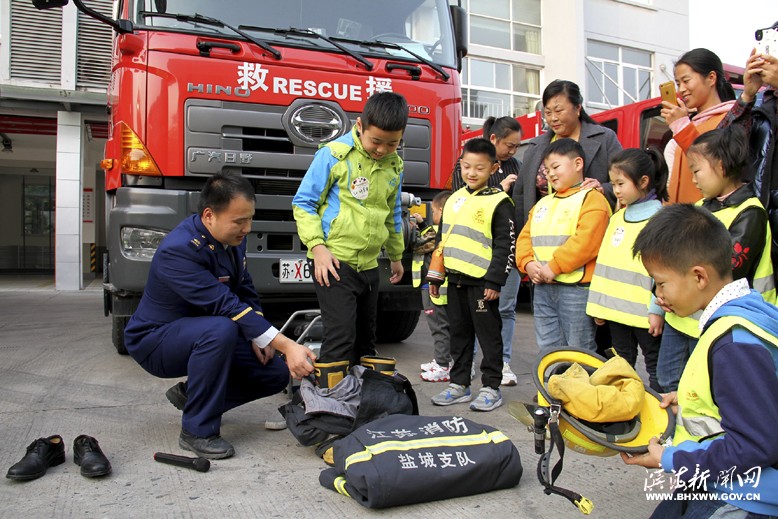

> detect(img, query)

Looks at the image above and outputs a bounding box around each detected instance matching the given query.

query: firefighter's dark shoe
[179,429,234,460]
[166,381,187,411]
[360,355,396,375]
[314,360,349,389]
[6,435,66,481]
[73,435,112,478]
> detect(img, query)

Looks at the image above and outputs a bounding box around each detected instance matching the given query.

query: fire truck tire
[112,315,129,355]
[376,310,420,343]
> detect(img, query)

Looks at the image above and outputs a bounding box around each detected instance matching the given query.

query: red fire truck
[34,0,467,353]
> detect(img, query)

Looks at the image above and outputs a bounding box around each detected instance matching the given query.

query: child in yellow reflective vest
[586,148,669,392]
[412,190,453,382]
[623,204,778,517]
[516,138,611,352]
[429,138,515,412]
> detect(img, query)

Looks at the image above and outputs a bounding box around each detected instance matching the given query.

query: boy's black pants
[448,283,503,389]
[313,262,379,367]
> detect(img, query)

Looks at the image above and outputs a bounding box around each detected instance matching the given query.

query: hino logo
[187,83,250,97]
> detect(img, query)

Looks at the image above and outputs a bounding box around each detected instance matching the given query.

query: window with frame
[586,40,653,108]
[460,58,541,121]
[462,0,542,54]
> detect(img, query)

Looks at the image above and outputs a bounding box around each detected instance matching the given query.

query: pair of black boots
[6,434,111,481]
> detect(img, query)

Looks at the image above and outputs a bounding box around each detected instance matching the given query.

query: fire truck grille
[184,98,431,189]
[242,168,306,179]
[253,209,295,222]
[242,128,294,153]
[249,178,301,196]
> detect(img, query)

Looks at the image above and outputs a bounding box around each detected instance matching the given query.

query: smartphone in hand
[659,81,677,106]
[755,26,778,58]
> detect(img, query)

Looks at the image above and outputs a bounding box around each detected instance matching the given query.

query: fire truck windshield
[134,0,457,69]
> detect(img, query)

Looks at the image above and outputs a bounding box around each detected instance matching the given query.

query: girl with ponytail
[585,147,669,392]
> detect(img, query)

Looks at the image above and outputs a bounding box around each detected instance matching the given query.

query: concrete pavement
[0,288,659,518]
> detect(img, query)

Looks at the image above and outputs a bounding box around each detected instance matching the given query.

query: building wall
[583,0,689,107]
[541,0,587,93]
[460,0,690,126]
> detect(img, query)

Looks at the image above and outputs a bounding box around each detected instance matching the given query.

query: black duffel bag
[319,413,522,508]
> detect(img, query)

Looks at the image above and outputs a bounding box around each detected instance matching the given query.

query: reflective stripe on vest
[699,198,776,305]
[675,315,778,443]
[412,253,448,304]
[586,210,654,328]
[530,188,590,284]
[411,254,424,287]
[441,187,509,278]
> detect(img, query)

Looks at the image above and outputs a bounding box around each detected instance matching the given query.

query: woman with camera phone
[661,48,736,203]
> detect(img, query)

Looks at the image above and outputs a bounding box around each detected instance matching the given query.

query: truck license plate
[279,258,312,283]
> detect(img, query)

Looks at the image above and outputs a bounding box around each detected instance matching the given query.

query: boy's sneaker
[470,387,503,412]
[431,384,472,406]
[501,363,518,386]
[420,359,442,372]
[420,364,450,382]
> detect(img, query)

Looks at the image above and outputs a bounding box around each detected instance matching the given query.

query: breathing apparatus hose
[536,404,594,515]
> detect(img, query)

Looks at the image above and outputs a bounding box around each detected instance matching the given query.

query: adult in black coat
[513,80,622,227]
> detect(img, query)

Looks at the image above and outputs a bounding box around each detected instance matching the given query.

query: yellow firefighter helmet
[533,347,674,457]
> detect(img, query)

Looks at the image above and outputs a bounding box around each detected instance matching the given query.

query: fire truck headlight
[120,227,168,260]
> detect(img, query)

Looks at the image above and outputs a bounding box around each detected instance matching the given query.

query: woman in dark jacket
[513,80,622,227]
[513,80,621,358]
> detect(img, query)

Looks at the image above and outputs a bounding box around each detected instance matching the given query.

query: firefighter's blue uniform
[124,215,289,438]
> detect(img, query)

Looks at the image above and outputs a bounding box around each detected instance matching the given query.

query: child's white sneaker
[420,359,441,372]
[501,363,518,386]
[420,364,450,382]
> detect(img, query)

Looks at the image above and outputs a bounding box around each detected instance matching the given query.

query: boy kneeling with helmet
[623,204,778,517]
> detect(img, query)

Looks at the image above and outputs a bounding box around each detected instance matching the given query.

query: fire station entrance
[0,115,108,288]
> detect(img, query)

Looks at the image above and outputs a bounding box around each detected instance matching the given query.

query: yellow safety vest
[675,315,778,443]
[441,187,510,279]
[666,198,777,338]
[710,198,776,304]
[411,224,447,305]
[530,188,591,284]
[586,209,654,328]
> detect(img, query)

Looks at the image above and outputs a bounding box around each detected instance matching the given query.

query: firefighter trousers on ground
[319,414,523,508]
[279,367,418,448]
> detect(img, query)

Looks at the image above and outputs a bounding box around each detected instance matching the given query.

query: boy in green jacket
[293,92,408,380]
